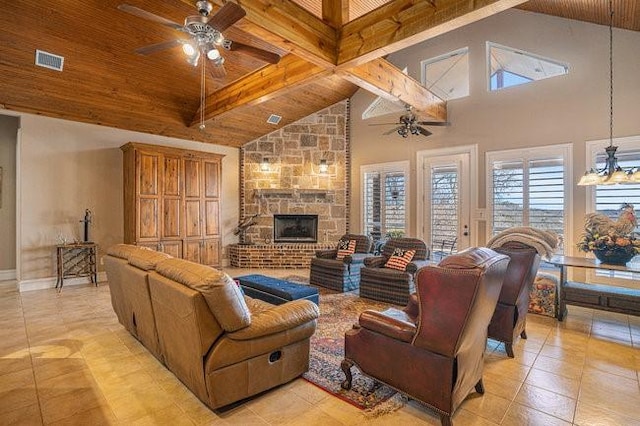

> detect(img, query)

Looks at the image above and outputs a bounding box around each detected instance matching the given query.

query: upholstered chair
[489,241,541,357]
[309,234,372,292]
[358,237,430,305]
[341,247,509,426]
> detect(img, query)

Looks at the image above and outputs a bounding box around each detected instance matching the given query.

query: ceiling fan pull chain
[200,58,206,130]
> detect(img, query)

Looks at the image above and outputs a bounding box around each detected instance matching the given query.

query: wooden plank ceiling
[0,0,637,148]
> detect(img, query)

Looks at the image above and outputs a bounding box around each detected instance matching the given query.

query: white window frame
[486,144,573,252]
[583,135,640,287]
[420,47,469,101]
[360,161,410,239]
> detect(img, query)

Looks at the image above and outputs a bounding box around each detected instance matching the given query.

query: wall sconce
[319,159,328,174]
[260,157,270,172]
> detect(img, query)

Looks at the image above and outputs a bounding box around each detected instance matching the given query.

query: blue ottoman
[235,274,319,306]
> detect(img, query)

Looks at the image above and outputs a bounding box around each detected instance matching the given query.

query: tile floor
[1,269,639,425]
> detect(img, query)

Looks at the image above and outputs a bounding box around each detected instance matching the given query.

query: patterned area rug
[284,276,407,413]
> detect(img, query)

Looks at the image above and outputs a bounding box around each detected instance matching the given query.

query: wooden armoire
[121,142,223,267]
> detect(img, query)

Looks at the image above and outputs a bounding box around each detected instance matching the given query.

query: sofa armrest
[227,300,319,340]
[406,259,431,274]
[358,309,416,343]
[363,256,386,268]
[344,253,369,265]
[315,249,337,259]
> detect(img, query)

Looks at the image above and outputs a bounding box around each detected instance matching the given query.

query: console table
[548,255,640,320]
[56,242,98,291]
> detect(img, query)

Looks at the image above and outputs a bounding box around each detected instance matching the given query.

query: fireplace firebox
[274,214,318,243]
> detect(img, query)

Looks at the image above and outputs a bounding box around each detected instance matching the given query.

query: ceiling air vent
[35,50,64,71]
[267,114,282,125]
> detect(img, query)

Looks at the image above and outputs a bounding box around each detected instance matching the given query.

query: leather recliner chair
[309,233,372,292]
[341,247,509,426]
[489,241,541,357]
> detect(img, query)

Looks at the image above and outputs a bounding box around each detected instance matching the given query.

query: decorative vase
[592,249,636,266]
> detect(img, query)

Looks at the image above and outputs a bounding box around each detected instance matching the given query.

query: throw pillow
[336,239,357,260]
[385,248,416,271]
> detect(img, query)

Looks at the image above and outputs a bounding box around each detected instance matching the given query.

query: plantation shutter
[492,160,524,233]
[430,165,459,247]
[384,172,406,235]
[528,158,564,237]
[363,171,381,240]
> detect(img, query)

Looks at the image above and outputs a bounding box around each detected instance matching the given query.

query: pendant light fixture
[578,0,640,185]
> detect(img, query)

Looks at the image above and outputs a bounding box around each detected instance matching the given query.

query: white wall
[3,111,239,285]
[350,9,640,251]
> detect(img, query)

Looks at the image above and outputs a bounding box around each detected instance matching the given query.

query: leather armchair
[341,247,509,426]
[358,238,430,304]
[309,234,372,292]
[489,241,541,357]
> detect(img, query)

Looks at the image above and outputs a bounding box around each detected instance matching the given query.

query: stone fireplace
[228,100,350,268]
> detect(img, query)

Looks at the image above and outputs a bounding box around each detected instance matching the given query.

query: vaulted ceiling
[1,0,638,148]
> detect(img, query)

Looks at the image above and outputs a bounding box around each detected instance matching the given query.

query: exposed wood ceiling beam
[185,0,526,127]
[338,0,530,67]
[323,0,350,28]
[183,0,338,67]
[191,54,330,126]
[340,58,446,121]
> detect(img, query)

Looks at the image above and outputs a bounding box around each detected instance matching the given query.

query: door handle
[463,225,469,237]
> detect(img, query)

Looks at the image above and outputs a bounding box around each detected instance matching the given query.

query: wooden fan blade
[117,4,184,30]
[369,123,400,126]
[208,2,246,32]
[135,39,183,55]
[226,42,280,64]
[208,61,227,79]
[384,126,403,135]
[417,126,433,136]
[416,121,451,126]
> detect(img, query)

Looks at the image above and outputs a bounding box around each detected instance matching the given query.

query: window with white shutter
[488,145,570,254]
[586,138,640,284]
[361,161,409,242]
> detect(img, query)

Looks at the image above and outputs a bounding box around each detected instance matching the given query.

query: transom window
[487,42,569,91]
[421,47,469,101]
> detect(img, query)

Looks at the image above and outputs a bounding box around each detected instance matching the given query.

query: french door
[419,150,472,259]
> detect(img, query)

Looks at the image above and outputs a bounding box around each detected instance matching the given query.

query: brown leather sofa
[309,233,372,292]
[104,244,319,409]
[341,247,509,426]
[489,241,541,357]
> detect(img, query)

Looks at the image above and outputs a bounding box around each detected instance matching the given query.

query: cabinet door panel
[204,160,220,198]
[163,156,181,196]
[139,199,159,239]
[184,159,201,198]
[160,240,182,258]
[162,198,181,238]
[184,240,202,263]
[185,200,202,237]
[204,200,219,237]
[138,153,159,196]
[202,239,220,267]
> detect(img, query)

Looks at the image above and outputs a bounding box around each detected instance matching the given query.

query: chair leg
[505,342,515,358]
[341,359,354,390]
[520,329,527,339]
[439,413,452,426]
[475,379,485,394]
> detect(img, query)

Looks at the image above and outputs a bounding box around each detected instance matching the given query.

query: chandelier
[578,0,640,186]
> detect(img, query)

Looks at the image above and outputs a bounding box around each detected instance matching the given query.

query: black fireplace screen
[273,214,318,243]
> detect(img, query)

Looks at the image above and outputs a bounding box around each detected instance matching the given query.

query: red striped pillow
[385,248,416,271]
[336,239,357,260]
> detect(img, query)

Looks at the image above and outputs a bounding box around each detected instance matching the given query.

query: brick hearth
[228,243,335,269]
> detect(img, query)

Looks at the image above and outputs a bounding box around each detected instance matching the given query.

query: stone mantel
[254,188,335,201]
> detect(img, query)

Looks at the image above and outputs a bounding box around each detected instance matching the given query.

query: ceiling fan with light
[371,104,450,138]
[118,1,281,79]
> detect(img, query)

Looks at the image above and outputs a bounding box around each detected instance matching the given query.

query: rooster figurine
[584,203,637,236]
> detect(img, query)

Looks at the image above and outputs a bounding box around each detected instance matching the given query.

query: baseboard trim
[0,269,17,281]
[19,272,107,292]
